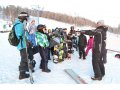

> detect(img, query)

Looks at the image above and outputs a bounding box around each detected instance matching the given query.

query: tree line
[0,5,119,34]
[0,5,96,27]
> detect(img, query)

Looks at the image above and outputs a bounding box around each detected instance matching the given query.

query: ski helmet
[37,24,46,33]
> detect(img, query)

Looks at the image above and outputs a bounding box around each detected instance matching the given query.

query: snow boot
[53,59,59,64]
[91,76,102,81]
[42,63,51,72]
[19,72,30,80]
[40,62,51,72]
[42,68,51,73]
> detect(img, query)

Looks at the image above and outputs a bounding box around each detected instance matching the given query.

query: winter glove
[27,41,33,48]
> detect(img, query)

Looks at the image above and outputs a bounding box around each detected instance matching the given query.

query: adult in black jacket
[81,20,107,80]
[78,33,87,59]
[97,22,108,64]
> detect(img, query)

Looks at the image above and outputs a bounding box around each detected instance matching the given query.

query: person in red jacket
[85,36,94,56]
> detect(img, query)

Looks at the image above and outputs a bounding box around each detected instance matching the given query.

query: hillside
[0,5,96,27]
[0,5,119,34]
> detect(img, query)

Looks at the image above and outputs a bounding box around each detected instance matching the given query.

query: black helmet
[18,12,29,21]
[37,24,46,33]
[37,24,46,30]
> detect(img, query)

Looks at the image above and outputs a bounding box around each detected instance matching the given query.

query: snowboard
[64,69,88,84]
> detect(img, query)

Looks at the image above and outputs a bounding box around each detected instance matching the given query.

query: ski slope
[0,18,120,84]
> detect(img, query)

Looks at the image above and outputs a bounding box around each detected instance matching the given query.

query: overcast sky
[1,0,120,27]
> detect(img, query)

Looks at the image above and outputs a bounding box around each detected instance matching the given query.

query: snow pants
[101,42,107,64]
[92,51,105,78]
[79,46,86,59]
[27,46,39,60]
[38,46,49,70]
[19,48,28,72]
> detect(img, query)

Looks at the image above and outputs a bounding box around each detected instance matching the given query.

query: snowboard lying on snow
[64,69,88,84]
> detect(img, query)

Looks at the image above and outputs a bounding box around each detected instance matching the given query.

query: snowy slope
[0,18,120,84]
[0,19,12,31]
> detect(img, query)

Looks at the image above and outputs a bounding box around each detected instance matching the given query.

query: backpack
[8,23,21,46]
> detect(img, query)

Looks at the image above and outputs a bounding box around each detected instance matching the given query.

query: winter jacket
[87,37,94,48]
[28,34,36,46]
[27,24,37,46]
[78,34,87,48]
[28,24,37,34]
[35,32,49,48]
[14,18,27,50]
[96,26,108,53]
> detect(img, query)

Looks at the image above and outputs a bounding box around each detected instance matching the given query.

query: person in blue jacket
[14,12,30,80]
[27,20,38,71]
[28,20,37,46]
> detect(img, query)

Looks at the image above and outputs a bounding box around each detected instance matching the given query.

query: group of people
[13,12,108,81]
[14,12,52,80]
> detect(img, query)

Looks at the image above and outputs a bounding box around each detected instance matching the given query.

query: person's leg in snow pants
[38,46,51,72]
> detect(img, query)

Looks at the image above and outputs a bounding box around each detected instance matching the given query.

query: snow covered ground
[0,19,12,31]
[0,18,120,84]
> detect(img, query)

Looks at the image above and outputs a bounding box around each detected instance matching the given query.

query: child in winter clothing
[28,19,37,46]
[78,32,87,60]
[35,24,51,72]
[85,36,94,56]
[27,20,38,71]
